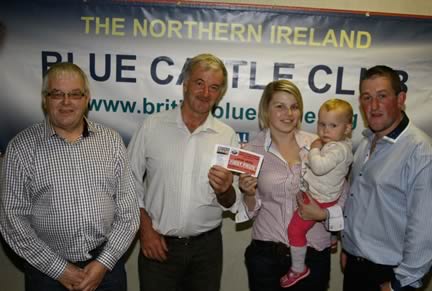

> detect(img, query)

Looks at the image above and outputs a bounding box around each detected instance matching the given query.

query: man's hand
[208,165,236,208]
[139,208,168,262]
[58,263,85,290]
[76,260,108,291]
[380,281,393,291]
[208,165,233,194]
[340,251,347,272]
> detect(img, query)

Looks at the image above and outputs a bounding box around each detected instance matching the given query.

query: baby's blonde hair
[320,99,353,124]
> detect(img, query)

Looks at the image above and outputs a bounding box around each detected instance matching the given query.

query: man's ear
[183,79,188,96]
[397,91,406,110]
[42,96,47,114]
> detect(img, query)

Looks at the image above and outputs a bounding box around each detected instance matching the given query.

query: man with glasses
[128,53,240,291]
[0,62,139,291]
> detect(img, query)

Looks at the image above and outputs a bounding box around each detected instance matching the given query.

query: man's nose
[371,97,380,110]
[202,85,210,97]
[61,95,72,104]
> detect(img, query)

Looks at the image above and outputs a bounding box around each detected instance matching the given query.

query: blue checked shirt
[342,113,432,288]
[0,119,139,279]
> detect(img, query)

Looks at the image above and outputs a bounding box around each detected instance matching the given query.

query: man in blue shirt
[342,65,432,291]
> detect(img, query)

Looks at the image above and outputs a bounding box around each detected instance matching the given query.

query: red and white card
[212,144,264,177]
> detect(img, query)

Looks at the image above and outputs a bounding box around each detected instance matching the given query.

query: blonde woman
[239,80,345,291]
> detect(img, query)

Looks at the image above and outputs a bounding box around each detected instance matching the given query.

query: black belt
[164,225,221,243]
[344,251,396,267]
[251,239,290,256]
[344,251,376,263]
[345,252,370,263]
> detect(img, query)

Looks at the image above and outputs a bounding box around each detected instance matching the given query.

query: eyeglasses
[46,90,86,100]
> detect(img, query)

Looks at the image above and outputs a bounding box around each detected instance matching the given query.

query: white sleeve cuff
[326,205,344,231]
[235,197,261,223]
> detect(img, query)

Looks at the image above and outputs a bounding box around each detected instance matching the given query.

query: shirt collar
[176,106,218,133]
[44,117,95,140]
[85,117,97,135]
[362,111,410,144]
[263,128,310,152]
[264,128,274,151]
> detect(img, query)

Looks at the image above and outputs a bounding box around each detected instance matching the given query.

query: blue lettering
[227,60,247,88]
[90,53,111,82]
[336,67,355,95]
[245,108,256,120]
[116,54,136,83]
[304,111,316,124]
[41,51,73,75]
[309,65,332,94]
[151,56,174,85]
[249,62,266,90]
[274,63,294,80]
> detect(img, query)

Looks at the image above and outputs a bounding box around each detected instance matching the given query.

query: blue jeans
[24,258,127,291]
[245,240,330,291]
[138,227,223,291]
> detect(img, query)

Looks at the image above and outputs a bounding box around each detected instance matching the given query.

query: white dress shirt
[128,107,240,237]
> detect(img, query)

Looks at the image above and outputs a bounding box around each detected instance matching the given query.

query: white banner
[1,1,432,152]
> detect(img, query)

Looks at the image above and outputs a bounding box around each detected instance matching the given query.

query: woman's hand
[296,191,327,221]
[239,173,257,197]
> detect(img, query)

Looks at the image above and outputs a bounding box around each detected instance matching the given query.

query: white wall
[1,1,432,290]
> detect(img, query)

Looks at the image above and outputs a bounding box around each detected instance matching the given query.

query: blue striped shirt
[342,114,432,288]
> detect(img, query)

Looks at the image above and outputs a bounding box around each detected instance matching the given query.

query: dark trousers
[24,258,127,291]
[138,226,223,291]
[343,251,416,291]
[245,240,330,291]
